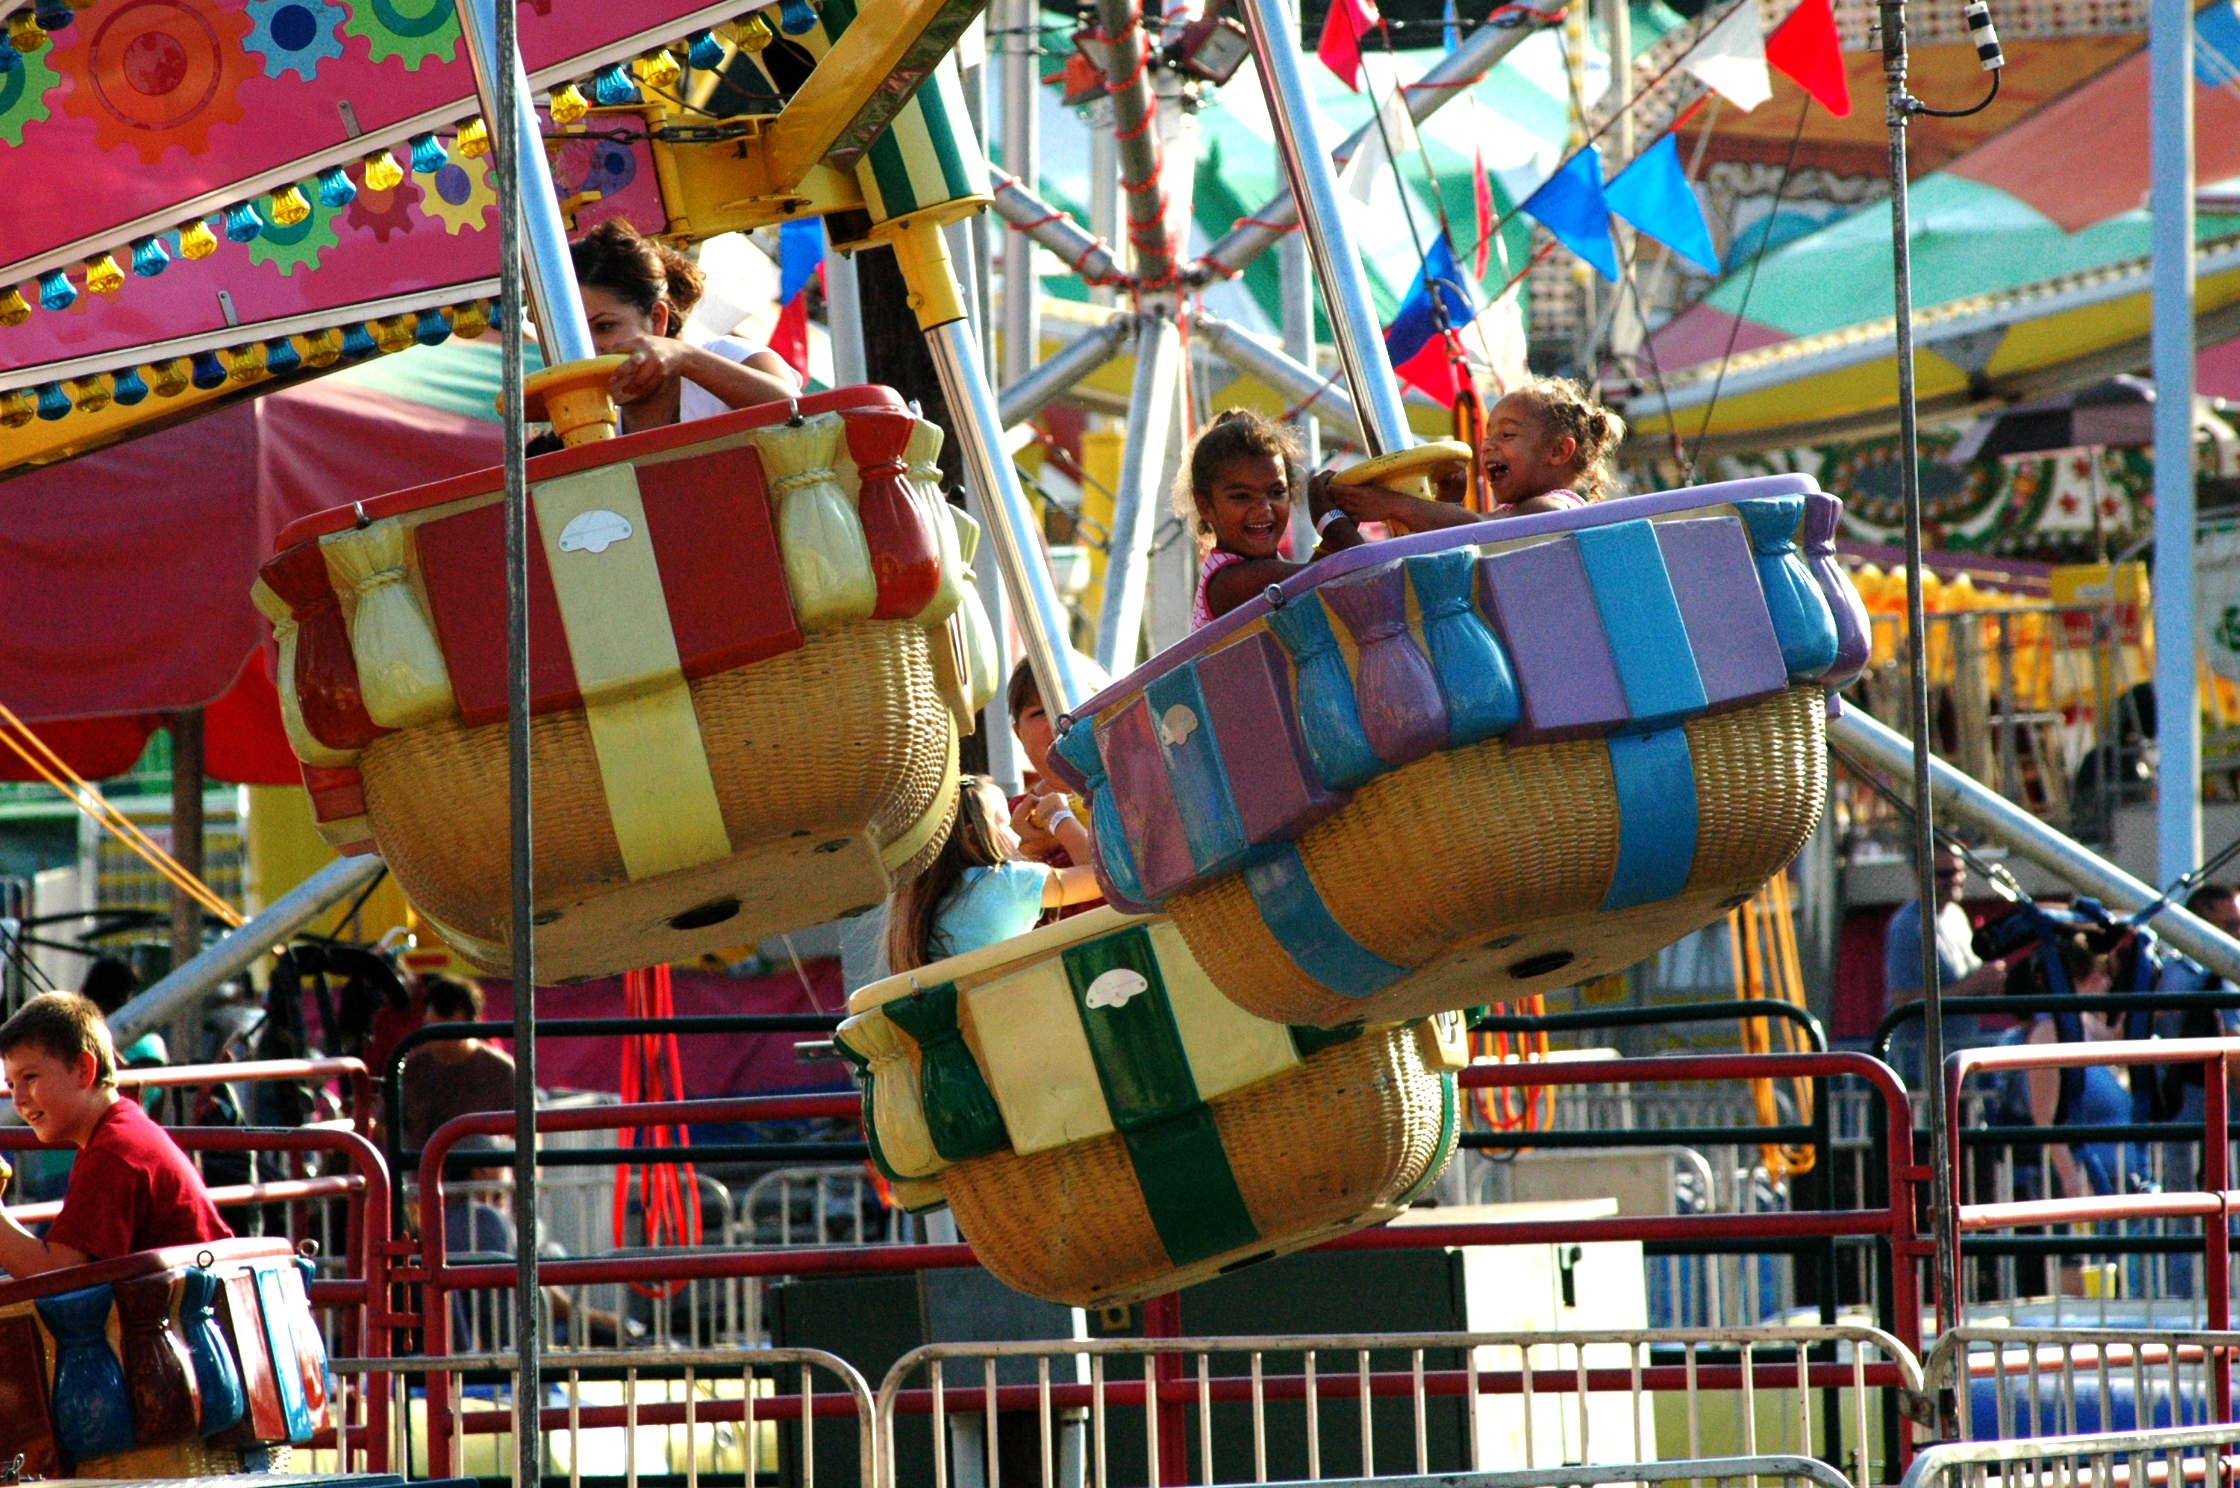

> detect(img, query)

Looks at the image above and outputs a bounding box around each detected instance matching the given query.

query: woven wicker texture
[938,1022,1449,1306]
[360,623,954,966]
[77,1439,245,1478]
[1170,685,1826,1026]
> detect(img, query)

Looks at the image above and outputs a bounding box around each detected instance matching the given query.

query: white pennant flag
[1680,1,1773,112]
[1336,81,1423,206]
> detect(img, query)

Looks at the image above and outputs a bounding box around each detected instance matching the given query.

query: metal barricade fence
[1251,1460,1860,1488]
[324,1347,876,1488]
[1924,1329,2240,1443]
[1896,1422,2240,1488]
[875,1328,1925,1488]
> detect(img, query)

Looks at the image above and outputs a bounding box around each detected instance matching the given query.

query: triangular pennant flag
[1394,332,1465,405]
[778,215,825,305]
[1336,84,1420,205]
[1462,290,1529,397]
[1317,0,1379,91]
[1765,0,1850,116]
[1519,145,1619,281]
[770,282,812,380]
[1605,133,1722,274]
[1383,233,1480,370]
[1680,1,1773,112]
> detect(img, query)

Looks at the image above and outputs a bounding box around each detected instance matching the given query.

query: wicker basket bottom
[936,1022,1453,1307]
[77,1438,246,1477]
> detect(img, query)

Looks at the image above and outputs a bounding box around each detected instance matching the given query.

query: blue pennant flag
[1520,145,1619,281]
[1383,232,1481,369]
[778,216,825,304]
[1605,133,1722,275]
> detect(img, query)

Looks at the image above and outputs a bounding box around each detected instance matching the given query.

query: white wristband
[1045,808,1078,833]
[1316,507,1350,534]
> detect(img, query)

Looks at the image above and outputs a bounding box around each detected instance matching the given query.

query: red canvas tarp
[0,379,499,783]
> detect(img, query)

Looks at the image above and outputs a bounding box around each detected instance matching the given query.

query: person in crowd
[81,956,165,1070]
[1882,845,2007,1080]
[0,992,229,1275]
[568,217,799,435]
[397,975,517,1158]
[1183,409,1313,628]
[885,775,1103,972]
[2016,938,2139,1200]
[1004,655,1105,859]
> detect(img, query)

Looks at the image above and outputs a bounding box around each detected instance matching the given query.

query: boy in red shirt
[0,992,230,1276]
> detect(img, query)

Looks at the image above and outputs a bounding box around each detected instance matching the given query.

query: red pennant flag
[1317,0,1380,90]
[1394,332,1464,406]
[1472,144,1495,279]
[1764,0,1850,116]
[770,289,811,380]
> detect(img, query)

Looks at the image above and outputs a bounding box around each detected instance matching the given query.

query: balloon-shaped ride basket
[1046,473,1871,1029]
[258,386,999,982]
[839,906,1464,1307]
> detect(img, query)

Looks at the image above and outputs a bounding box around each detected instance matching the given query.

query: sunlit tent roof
[1627,3,2240,455]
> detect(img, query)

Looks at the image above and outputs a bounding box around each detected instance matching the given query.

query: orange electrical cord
[1468,995,1553,1134]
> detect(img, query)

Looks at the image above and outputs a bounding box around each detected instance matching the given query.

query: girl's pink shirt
[1190,548,1249,631]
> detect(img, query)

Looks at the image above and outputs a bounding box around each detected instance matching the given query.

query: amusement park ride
[11,0,2240,1481]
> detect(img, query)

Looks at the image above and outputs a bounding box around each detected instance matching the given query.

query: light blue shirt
[929,861,1051,961]
[1884,899,1979,995]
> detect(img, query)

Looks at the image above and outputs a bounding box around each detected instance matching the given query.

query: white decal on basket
[1084,968,1150,1011]
[1158,704,1198,748]
[558,508,635,555]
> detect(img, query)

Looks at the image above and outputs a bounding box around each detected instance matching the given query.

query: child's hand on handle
[1011,794,1060,860]
[1031,792,1095,867]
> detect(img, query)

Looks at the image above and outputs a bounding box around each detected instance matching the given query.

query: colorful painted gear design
[346,176,417,242]
[0,38,61,147]
[248,196,340,275]
[54,0,254,165]
[341,0,458,69]
[414,160,494,234]
[244,0,345,80]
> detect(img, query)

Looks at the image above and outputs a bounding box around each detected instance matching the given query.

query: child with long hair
[1177,409,1313,628]
[886,776,1104,973]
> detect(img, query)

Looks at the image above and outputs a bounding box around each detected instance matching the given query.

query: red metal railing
[415,1052,1927,1478]
[2,1056,375,1136]
[1942,1036,2237,1417]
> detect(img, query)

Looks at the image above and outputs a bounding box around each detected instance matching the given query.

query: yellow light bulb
[737,14,773,50]
[447,301,491,340]
[268,184,311,226]
[302,328,342,367]
[178,220,219,259]
[149,360,189,398]
[634,49,681,90]
[549,82,589,124]
[362,149,404,193]
[0,287,30,327]
[6,13,46,52]
[82,254,124,295]
[1,390,35,428]
[228,342,268,382]
[455,118,490,157]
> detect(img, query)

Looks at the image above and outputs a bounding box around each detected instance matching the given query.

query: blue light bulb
[34,382,70,420]
[413,307,452,347]
[130,236,170,277]
[316,165,357,209]
[264,337,302,376]
[222,201,264,242]
[111,367,150,406]
[36,269,75,311]
[409,132,447,175]
[189,351,228,390]
[592,63,640,105]
[686,29,725,68]
[340,322,378,359]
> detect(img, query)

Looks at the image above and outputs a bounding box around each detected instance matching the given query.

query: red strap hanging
[615,964,703,1298]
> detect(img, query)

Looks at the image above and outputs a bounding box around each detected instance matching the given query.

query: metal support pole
[1001,0,1041,386]
[1235,0,1410,455]
[998,313,1135,428]
[971,489,1024,794]
[455,1,545,1473]
[1191,13,1551,285]
[458,0,592,366]
[1831,706,2240,984]
[1089,97,1122,307]
[1097,310,1183,674]
[988,169,1130,291]
[1272,0,1321,558]
[2151,0,2200,889]
[1093,0,1177,289]
[1194,310,1364,446]
[883,209,1086,715]
[1877,0,1959,1353]
[108,854,387,1047]
[826,244,867,387]
[168,708,204,971]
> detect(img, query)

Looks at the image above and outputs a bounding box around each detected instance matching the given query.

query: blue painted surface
[1572,520,1709,730]
[1601,727,1700,911]
[36,1284,136,1463]
[1242,843,1409,999]
[180,1266,246,1436]
[1407,550,1519,745]
[1734,496,1840,679]
[256,1265,316,1443]
[1144,663,1252,879]
[1964,1372,2209,1438]
[1265,595,1384,790]
[1053,723,1153,910]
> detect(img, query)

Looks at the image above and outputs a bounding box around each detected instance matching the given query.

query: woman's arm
[1316,476,1493,534]
[608,335,800,411]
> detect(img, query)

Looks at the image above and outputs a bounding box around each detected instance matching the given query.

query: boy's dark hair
[421,974,484,1022]
[1006,656,1040,725]
[1175,408,1304,537]
[81,955,140,1016]
[570,217,705,325]
[2187,883,2238,917]
[0,992,118,1088]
